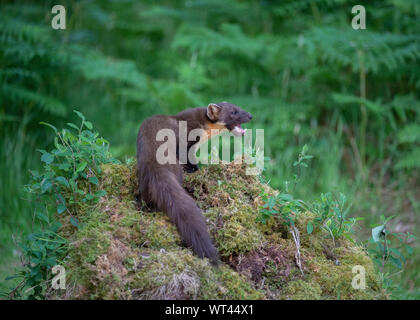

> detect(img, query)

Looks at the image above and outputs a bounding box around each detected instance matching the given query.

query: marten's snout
[229,109,253,136]
[241,111,252,123]
[216,102,253,136]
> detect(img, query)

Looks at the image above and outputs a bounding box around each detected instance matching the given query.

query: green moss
[129,250,264,299]
[186,163,268,257]
[283,280,323,300]
[201,266,265,300]
[277,242,386,300]
[54,162,387,300]
[136,211,181,249]
[69,210,112,264]
[100,163,138,201]
[61,209,114,298]
[205,206,264,257]
[113,204,181,250]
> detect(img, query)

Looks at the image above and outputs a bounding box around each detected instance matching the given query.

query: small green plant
[33,110,118,221]
[259,146,362,246]
[258,145,313,275]
[367,215,416,292]
[258,145,312,226]
[4,111,119,299]
[258,192,305,226]
[290,144,313,193]
[4,223,67,299]
[308,192,363,245]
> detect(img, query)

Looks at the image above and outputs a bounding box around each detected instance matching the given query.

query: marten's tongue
[232,125,246,136]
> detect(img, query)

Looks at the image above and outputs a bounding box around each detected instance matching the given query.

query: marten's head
[206,102,252,136]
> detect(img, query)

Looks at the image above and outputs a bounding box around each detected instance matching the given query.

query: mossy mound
[52,162,388,300]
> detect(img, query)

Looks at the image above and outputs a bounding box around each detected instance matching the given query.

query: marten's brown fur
[136,102,252,265]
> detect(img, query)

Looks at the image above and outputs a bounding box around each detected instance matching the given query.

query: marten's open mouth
[229,124,247,136]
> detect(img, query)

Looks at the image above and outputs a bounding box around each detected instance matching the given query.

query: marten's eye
[231,110,238,115]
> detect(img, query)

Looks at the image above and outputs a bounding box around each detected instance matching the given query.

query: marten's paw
[183,163,199,173]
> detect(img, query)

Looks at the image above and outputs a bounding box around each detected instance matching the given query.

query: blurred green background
[0,0,419,298]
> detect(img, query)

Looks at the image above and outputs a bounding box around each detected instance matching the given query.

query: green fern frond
[273,0,347,17]
[172,23,264,59]
[390,0,420,15]
[305,26,420,74]
[0,68,41,83]
[395,147,420,169]
[140,0,250,22]
[0,17,49,44]
[1,84,67,117]
[397,124,420,144]
[390,95,420,122]
[331,93,385,114]
[67,47,147,87]
[113,21,164,35]
[140,6,196,21]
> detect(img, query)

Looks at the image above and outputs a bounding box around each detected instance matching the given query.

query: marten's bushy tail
[141,167,219,265]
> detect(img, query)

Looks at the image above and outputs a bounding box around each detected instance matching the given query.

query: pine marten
[136,102,252,265]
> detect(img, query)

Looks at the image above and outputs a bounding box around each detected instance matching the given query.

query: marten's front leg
[183,163,199,173]
[183,152,199,172]
[183,141,199,173]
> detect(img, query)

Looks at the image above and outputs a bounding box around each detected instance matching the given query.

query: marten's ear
[207,103,221,121]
